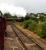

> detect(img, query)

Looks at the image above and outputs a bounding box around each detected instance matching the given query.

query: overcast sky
[0,0,46,16]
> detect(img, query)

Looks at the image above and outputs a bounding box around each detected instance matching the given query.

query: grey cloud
[0,0,46,13]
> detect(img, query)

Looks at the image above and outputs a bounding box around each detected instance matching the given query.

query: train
[0,11,6,50]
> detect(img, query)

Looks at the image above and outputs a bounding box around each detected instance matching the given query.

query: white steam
[0,3,26,17]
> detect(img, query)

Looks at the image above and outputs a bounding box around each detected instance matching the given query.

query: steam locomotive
[0,11,6,50]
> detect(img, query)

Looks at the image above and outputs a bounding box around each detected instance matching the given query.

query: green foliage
[0,11,3,16]
[39,21,46,38]
[23,19,32,28]
[22,13,46,39]
[12,15,17,18]
[4,13,17,22]
[20,17,24,22]
[23,19,37,32]
[24,13,30,20]
[39,16,45,21]
[23,18,46,38]
[28,21,37,31]
[4,13,11,18]
[24,16,30,20]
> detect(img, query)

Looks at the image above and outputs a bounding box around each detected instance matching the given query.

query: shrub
[28,21,37,32]
[23,19,37,31]
[23,19,33,28]
[39,21,46,38]
[23,18,46,38]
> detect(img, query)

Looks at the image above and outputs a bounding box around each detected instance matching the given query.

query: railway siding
[15,24,46,50]
[12,24,44,50]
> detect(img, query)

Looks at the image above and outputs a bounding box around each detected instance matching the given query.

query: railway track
[4,25,26,50]
[11,24,44,50]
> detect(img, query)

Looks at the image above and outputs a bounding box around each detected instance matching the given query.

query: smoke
[0,3,27,17]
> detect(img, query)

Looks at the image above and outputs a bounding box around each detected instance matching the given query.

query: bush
[23,19,37,31]
[23,18,46,39]
[23,19,33,28]
[39,21,46,38]
[28,21,37,32]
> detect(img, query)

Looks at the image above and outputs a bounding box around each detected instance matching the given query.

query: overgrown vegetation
[22,13,46,38]
[39,21,46,38]
[3,11,46,39]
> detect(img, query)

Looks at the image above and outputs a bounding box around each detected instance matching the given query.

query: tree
[24,13,30,20]
[0,11,3,16]
[12,15,17,18]
[4,13,11,18]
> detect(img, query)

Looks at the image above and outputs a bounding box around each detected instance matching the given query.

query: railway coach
[0,11,6,50]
